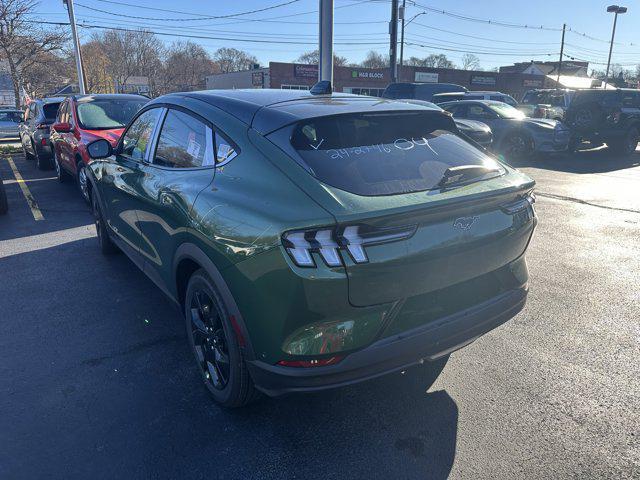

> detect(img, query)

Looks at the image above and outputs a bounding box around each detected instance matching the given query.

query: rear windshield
[290,112,502,196]
[383,84,415,99]
[77,98,148,130]
[43,103,61,122]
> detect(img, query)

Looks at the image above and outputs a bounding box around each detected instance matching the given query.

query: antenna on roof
[310,81,332,95]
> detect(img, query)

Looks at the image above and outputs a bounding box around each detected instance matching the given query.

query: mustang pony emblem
[453,216,479,231]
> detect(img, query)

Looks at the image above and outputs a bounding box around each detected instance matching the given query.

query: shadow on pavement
[0,154,92,242]
[1,236,459,480]
[507,147,640,174]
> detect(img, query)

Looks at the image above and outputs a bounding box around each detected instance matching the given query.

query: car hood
[82,128,125,146]
[521,117,560,129]
[454,118,491,132]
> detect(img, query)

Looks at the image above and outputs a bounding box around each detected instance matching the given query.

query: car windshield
[290,111,503,196]
[76,98,148,130]
[0,111,22,123]
[487,103,526,119]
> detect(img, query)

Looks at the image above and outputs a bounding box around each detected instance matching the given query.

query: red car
[50,94,148,202]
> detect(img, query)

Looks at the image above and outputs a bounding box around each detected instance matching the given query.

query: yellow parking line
[6,156,44,221]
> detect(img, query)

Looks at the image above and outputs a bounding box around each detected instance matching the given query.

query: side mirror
[52,122,71,133]
[87,138,113,160]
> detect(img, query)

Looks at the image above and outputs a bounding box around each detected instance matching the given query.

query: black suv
[565,89,640,155]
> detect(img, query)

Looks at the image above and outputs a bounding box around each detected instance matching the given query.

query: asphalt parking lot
[1,147,639,479]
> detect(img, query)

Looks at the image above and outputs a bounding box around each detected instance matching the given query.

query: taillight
[282,224,417,268]
[40,138,47,146]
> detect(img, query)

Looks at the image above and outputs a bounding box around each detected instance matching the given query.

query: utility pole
[398,0,406,81]
[63,0,86,94]
[389,0,399,83]
[318,0,334,84]
[557,23,566,85]
[604,5,628,88]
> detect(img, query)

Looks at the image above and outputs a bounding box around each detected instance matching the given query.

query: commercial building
[206,61,594,101]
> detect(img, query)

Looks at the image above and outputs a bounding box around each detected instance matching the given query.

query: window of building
[281,85,310,90]
[342,87,385,97]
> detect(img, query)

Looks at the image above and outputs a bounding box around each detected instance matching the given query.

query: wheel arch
[173,243,255,360]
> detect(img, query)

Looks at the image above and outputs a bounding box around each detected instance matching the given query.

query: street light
[604,5,627,88]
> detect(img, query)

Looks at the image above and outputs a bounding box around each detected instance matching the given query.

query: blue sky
[33,0,639,71]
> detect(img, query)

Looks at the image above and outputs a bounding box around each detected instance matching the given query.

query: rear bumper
[248,286,527,396]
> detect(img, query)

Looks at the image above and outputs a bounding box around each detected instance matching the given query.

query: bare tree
[406,54,455,69]
[81,40,113,93]
[0,0,68,107]
[213,47,258,73]
[161,41,218,93]
[461,54,480,71]
[360,50,388,69]
[295,49,348,67]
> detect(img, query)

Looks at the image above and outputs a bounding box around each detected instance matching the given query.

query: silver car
[0,109,22,140]
[440,100,570,159]
[19,97,64,170]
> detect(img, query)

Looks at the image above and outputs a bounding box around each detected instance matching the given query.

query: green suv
[86,89,537,407]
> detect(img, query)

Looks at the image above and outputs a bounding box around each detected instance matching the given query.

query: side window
[446,105,466,117]
[215,133,238,166]
[154,109,213,168]
[121,108,162,161]
[467,105,494,120]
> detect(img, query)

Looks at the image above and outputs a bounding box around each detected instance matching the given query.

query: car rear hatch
[282,109,536,308]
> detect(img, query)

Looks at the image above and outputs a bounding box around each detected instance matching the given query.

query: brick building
[206,61,592,101]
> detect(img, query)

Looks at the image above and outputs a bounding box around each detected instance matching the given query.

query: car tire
[571,103,601,131]
[0,180,8,215]
[185,269,260,408]
[502,131,534,159]
[53,151,69,183]
[76,160,90,203]
[92,189,118,255]
[608,127,640,156]
[33,143,50,170]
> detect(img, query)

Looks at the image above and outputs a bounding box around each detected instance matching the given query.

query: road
[0,149,638,479]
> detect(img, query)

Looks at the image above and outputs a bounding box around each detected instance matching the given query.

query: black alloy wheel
[33,140,48,170]
[189,289,231,390]
[184,270,259,408]
[92,189,117,254]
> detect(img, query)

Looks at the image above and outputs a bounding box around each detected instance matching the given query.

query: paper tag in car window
[217,142,233,161]
[186,132,201,159]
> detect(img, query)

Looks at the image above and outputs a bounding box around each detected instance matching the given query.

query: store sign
[414,72,439,83]
[351,70,385,80]
[252,72,264,87]
[294,64,319,78]
[470,75,497,86]
[523,78,544,88]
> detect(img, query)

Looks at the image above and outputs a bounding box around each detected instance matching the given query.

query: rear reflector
[277,356,344,368]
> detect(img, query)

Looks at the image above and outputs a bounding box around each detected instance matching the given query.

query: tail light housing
[282,224,417,268]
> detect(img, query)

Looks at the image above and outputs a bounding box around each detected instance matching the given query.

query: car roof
[73,93,148,103]
[173,89,444,135]
[38,97,66,104]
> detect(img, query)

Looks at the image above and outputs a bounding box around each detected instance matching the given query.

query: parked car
[85,88,537,407]
[432,91,518,107]
[564,88,640,155]
[50,94,149,202]
[519,89,574,121]
[0,109,23,141]
[382,82,467,102]
[399,98,493,148]
[441,100,570,158]
[19,97,64,170]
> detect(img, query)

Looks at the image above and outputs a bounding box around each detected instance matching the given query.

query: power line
[404,40,558,57]
[74,0,304,22]
[411,21,558,45]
